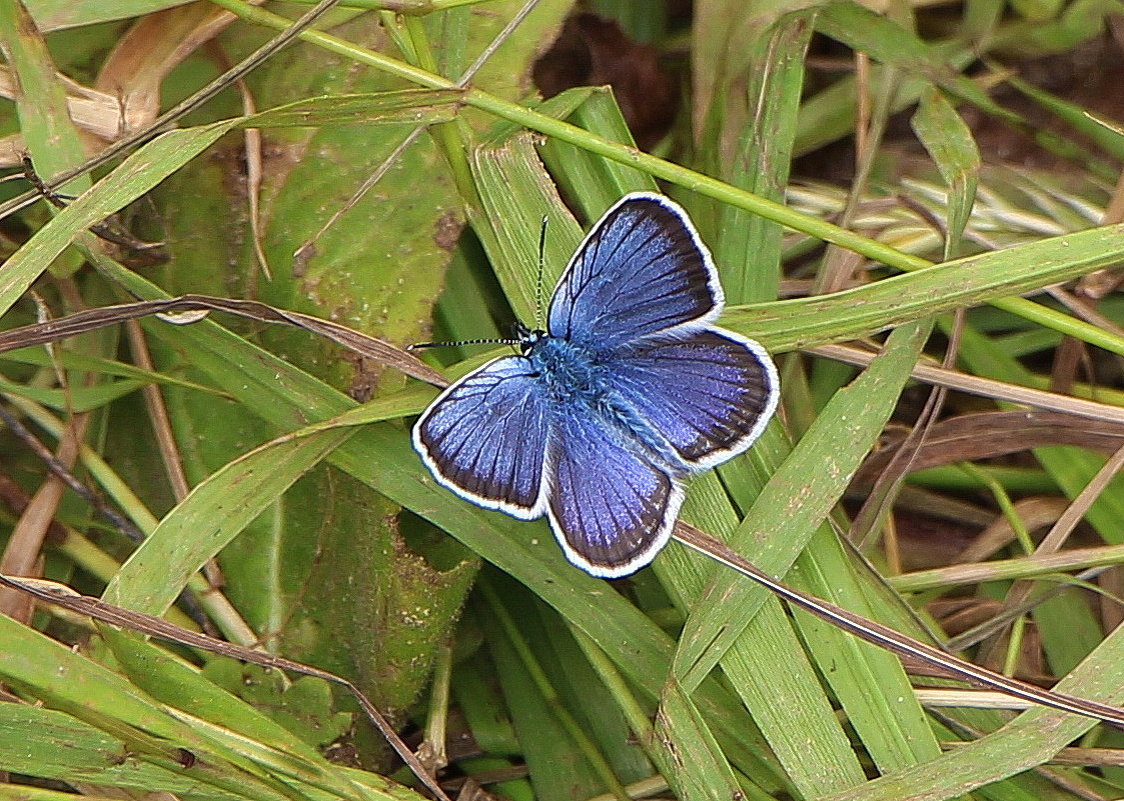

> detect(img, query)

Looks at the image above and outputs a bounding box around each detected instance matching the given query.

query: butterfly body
[414,193,780,578]
[525,334,605,404]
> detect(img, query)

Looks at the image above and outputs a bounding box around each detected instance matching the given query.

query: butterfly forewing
[414,356,550,517]
[545,410,684,577]
[548,194,722,349]
[606,329,780,469]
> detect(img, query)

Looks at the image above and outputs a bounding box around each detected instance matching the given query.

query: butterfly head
[514,322,549,355]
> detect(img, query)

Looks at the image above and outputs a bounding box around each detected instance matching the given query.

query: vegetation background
[1,0,1124,800]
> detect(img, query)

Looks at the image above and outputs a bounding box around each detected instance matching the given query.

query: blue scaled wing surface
[548,193,724,349]
[605,328,778,471]
[546,409,684,578]
[413,355,550,518]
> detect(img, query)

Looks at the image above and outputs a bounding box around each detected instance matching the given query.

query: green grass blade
[0,615,298,801]
[0,124,232,319]
[103,424,356,616]
[675,321,940,782]
[708,594,867,796]
[537,87,660,215]
[815,1,1009,118]
[0,704,238,800]
[817,623,1124,801]
[697,8,813,304]
[0,0,90,198]
[790,526,941,771]
[470,137,582,323]
[729,222,1124,354]
[0,377,145,413]
[654,680,743,801]
[675,322,932,682]
[911,88,981,257]
[243,88,463,127]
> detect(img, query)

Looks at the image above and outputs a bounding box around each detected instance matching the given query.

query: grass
[1,1,1124,800]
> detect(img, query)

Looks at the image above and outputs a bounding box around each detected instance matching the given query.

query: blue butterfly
[413,193,780,578]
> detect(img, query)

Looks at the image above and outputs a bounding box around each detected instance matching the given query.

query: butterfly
[413,193,780,578]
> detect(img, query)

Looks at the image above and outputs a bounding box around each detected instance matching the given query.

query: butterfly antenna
[408,336,524,351]
[535,214,548,329]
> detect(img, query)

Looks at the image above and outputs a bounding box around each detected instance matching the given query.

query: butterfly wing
[545,409,684,578]
[607,328,780,470]
[415,193,779,578]
[548,193,723,349]
[413,356,550,518]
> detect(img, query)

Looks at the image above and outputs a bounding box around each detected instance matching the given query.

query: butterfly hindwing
[413,356,550,518]
[606,328,780,469]
[548,193,722,349]
[545,409,684,578]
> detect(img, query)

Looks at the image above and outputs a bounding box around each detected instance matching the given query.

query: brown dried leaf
[95,4,256,133]
[0,295,449,388]
[854,410,1124,490]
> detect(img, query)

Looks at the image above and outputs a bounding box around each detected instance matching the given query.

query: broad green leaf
[0,88,464,320]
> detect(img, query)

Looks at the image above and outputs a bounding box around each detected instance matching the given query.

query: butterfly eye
[518,329,547,355]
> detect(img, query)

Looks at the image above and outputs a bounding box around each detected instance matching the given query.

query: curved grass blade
[0,574,449,801]
[728,221,1124,354]
[674,524,1124,727]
